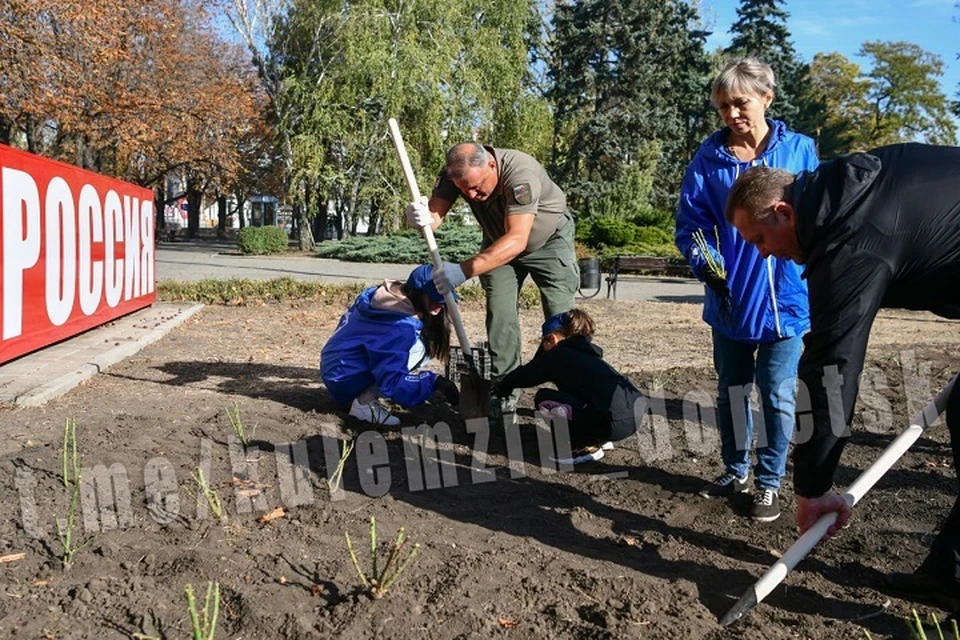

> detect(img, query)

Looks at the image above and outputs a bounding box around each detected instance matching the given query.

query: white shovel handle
[386,118,473,357]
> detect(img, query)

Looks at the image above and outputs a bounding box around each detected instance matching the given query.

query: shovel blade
[458,372,490,420]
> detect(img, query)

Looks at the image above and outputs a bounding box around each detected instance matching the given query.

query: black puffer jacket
[793,143,960,498]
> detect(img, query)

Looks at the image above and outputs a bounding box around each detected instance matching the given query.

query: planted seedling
[863,610,959,640]
[185,581,220,640]
[62,418,79,488]
[224,401,256,447]
[328,438,355,492]
[906,609,959,640]
[344,516,420,598]
[191,468,225,523]
[56,418,94,567]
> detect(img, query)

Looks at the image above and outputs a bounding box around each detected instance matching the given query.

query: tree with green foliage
[803,52,872,157]
[268,0,548,241]
[857,41,957,147]
[549,0,711,216]
[722,0,808,129]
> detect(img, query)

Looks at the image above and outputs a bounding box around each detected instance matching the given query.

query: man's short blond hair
[725,166,796,223]
[711,58,776,108]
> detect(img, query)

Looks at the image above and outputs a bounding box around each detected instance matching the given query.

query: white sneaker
[600,441,614,451]
[552,445,605,466]
[349,399,400,426]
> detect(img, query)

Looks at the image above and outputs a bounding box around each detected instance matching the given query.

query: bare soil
[0,298,957,639]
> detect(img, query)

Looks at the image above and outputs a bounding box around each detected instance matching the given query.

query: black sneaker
[884,571,960,614]
[750,489,780,522]
[699,472,749,498]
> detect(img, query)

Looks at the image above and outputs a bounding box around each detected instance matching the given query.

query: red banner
[0,144,155,364]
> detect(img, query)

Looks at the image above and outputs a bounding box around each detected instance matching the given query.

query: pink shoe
[537,401,573,421]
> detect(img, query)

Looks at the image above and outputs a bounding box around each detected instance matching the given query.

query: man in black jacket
[725,143,960,613]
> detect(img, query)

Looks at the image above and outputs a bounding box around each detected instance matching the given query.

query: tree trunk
[186,183,202,238]
[234,191,247,229]
[313,183,329,243]
[298,180,315,251]
[334,197,345,240]
[155,185,166,240]
[367,199,380,236]
[0,115,12,146]
[217,195,228,239]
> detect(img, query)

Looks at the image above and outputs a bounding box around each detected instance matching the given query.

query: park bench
[605,255,692,299]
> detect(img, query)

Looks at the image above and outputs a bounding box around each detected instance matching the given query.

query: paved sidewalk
[0,303,204,407]
[156,240,705,305]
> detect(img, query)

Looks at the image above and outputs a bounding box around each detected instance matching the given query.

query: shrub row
[157,277,543,309]
[316,225,482,264]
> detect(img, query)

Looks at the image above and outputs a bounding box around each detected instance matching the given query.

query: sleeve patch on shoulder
[513,183,532,205]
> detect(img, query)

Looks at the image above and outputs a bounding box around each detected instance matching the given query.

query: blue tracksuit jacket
[320,286,437,407]
[675,119,818,343]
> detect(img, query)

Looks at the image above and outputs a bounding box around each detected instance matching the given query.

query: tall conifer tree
[549,0,711,213]
[723,0,806,128]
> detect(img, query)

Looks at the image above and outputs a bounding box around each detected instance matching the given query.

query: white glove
[405,196,433,228]
[433,262,466,295]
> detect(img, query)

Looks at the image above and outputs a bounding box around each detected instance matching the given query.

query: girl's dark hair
[402,284,451,364]
[557,308,595,339]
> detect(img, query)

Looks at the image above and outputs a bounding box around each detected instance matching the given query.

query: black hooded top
[792,142,960,498]
[496,334,642,425]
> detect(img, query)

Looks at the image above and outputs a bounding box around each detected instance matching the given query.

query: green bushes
[576,215,679,269]
[157,277,543,309]
[593,244,681,271]
[316,225,482,264]
[588,218,636,247]
[633,226,673,246]
[584,218,672,248]
[236,226,289,255]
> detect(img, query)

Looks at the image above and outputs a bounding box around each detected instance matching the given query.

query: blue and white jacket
[320,284,437,407]
[675,119,818,343]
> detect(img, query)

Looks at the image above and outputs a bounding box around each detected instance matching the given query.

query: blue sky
[703,0,960,103]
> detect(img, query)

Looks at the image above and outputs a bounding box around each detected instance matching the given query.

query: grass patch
[158,277,543,309]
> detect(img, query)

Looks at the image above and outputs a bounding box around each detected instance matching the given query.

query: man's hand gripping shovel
[720,374,958,626]
[387,118,490,420]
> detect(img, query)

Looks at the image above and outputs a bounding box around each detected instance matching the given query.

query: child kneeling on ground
[492,308,643,464]
[320,265,459,425]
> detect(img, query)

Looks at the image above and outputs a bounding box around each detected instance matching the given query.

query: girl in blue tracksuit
[675,58,819,522]
[320,265,458,426]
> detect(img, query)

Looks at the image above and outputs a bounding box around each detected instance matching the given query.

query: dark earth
[0,296,956,639]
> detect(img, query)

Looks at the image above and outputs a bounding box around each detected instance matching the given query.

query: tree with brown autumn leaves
[0,0,272,237]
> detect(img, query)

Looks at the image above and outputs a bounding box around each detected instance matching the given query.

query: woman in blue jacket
[320,265,458,426]
[675,58,818,523]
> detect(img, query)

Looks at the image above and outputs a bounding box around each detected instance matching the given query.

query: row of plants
[48,415,421,638]
[48,415,960,636]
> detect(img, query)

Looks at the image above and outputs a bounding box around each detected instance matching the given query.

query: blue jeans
[713,329,803,491]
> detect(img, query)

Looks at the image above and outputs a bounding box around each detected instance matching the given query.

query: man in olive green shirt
[405,142,578,417]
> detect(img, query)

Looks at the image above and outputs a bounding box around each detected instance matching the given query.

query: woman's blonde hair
[710,57,776,108]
